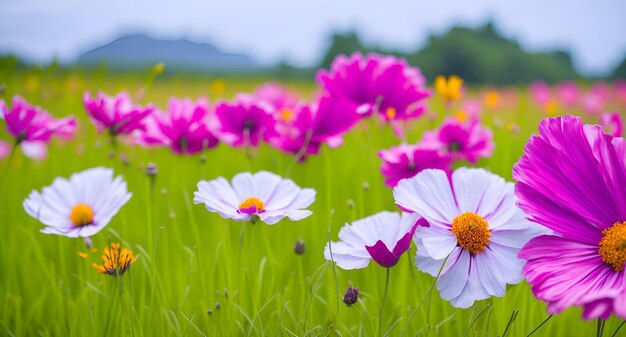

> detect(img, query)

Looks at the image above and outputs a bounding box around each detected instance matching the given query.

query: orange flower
[92,243,137,276]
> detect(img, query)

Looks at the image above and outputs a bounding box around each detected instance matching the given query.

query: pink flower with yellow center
[514,115,626,319]
[194,171,315,224]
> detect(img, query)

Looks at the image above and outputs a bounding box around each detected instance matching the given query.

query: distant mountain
[77,34,260,72]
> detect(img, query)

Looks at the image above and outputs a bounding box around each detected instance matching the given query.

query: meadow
[0,65,625,337]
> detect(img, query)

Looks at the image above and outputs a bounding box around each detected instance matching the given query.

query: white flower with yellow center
[194,171,315,224]
[23,167,132,238]
[394,168,546,308]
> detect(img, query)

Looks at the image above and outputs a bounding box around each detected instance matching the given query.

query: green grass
[0,68,625,337]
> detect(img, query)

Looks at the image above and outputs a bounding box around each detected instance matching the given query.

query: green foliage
[319,23,581,84]
[0,69,624,336]
[611,54,626,79]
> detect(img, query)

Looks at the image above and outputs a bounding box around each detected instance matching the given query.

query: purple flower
[316,52,431,121]
[84,91,154,136]
[140,97,219,154]
[1,95,76,143]
[378,143,451,188]
[268,96,361,160]
[599,112,623,137]
[514,115,626,319]
[419,117,494,164]
[214,95,276,147]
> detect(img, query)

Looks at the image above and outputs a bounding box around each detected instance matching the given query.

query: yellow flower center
[280,108,294,122]
[599,221,626,271]
[385,107,397,120]
[238,197,265,212]
[451,212,491,254]
[69,203,94,227]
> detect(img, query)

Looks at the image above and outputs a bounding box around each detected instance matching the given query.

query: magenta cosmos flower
[1,95,76,144]
[316,52,430,121]
[324,211,420,269]
[378,143,451,188]
[214,95,276,147]
[599,112,623,137]
[419,117,494,164]
[514,115,626,319]
[268,96,361,160]
[140,97,219,154]
[83,91,154,136]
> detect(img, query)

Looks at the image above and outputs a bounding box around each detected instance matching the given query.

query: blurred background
[2,0,626,84]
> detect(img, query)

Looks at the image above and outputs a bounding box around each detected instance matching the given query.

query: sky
[1,0,625,76]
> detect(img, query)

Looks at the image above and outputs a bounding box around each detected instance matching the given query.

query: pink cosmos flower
[268,96,361,160]
[582,92,606,115]
[599,112,623,138]
[459,100,482,121]
[555,81,580,108]
[530,80,552,107]
[419,117,494,164]
[253,82,300,111]
[514,115,626,319]
[83,91,154,136]
[378,143,451,188]
[316,52,430,121]
[1,95,76,143]
[139,97,219,154]
[214,94,277,147]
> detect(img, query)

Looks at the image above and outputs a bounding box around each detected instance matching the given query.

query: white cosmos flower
[193,171,316,225]
[394,168,545,309]
[324,211,420,269]
[23,167,132,238]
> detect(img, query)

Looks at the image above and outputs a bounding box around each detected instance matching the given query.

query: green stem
[0,143,18,192]
[597,319,606,337]
[610,321,625,337]
[379,267,391,337]
[526,314,553,337]
[400,253,451,336]
[102,278,120,337]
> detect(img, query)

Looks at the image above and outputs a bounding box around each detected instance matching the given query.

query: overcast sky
[1,0,625,76]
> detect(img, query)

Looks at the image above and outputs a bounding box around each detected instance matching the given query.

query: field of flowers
[1,54,625,337]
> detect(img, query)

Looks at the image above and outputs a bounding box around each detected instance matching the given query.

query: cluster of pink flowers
[531,80,625,137]
[0,95,77,161]
[379,107,494,188]
[80,53,433,161]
